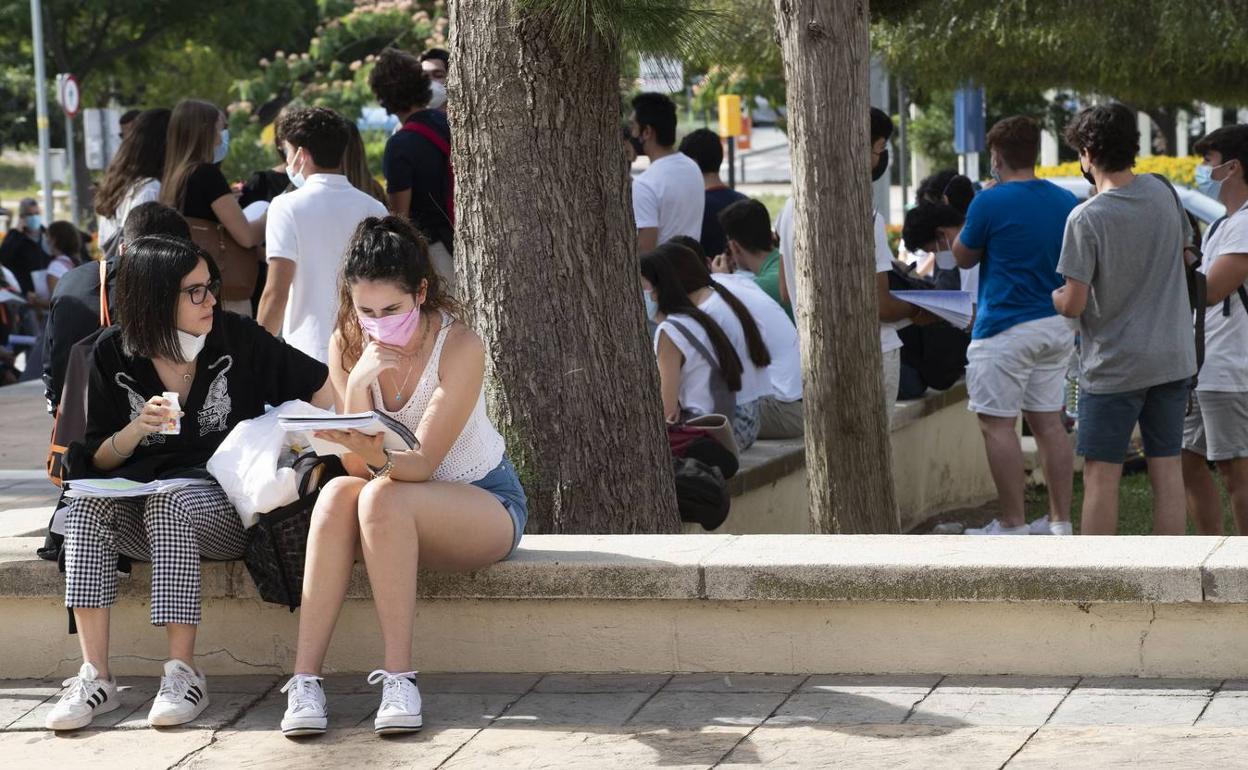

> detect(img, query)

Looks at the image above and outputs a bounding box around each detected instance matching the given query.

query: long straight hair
[95,108,171,219]
[160,99,221,212]
[663,239,771,368]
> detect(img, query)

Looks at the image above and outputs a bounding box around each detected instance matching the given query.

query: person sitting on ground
[95,108,171,250]
[43,203,191,413]
[370,48,455,290]
[277,215,527,738]
[716,198,793,320]
[641,241,772,449]
[46,235,333,733]
[671,235,803,439]
[678,128,747,259]
[161,98,267,315]
[257,106,388,363]
[630,92,705,254]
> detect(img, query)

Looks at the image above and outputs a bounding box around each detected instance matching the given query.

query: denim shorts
[470,456,528,558]
[1077,378,1189,463]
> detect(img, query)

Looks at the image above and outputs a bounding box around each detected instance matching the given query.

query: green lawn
[1026,469,1237,536]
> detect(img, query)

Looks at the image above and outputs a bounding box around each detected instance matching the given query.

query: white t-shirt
[777,197,796,313]
[656,291,772,416]
[98,178,161,246]
[265,173,388,363]
[1197,201,1248,392]
[713,273,802,402]
[632,152,705,245]
[875,212,904,353]
[961,264,980,304]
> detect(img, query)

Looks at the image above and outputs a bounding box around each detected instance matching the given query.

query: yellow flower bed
[1036,156,1201,187]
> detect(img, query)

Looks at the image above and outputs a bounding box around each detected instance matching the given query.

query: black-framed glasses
[180,279,222,305]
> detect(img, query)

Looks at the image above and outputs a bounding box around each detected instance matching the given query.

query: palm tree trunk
[773,0,900,533]
[449,0,681,533]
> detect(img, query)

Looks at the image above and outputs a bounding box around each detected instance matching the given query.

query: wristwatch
[367,450,394,479]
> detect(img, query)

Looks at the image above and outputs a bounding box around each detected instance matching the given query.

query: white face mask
[286,148,307,189]
[177,329,208,362]
[428,80,447,110]
[933,235,957,270]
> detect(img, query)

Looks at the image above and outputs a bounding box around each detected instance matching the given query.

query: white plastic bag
[207,400,322,528]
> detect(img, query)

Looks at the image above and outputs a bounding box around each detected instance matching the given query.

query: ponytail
[711,283,771,368]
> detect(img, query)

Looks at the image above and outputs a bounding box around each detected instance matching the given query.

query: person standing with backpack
[1053,104,1197,536]
[1182,124,1248,535]
[369,48,455,291]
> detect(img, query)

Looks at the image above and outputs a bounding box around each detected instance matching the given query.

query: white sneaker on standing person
[953,117,1079,537]
[257,107,388,363]
[629,92,704,255]
[1182,125,1248,536]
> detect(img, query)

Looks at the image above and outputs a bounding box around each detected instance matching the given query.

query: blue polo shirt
[959,179,1079,340]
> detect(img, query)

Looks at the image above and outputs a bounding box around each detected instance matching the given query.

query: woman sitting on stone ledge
[278,215,527,738]
[48,236,333,732]
[640,241,772,449]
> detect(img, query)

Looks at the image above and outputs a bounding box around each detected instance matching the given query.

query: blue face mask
[643,290,659,320]
[23,214,42,232]
[1195,161,1231,201]
[213,129,230,164]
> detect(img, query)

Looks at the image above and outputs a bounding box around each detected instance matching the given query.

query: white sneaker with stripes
[45,662,119,731]
[147,659,210,727]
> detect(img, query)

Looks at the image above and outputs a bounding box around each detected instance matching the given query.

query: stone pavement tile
[1048,691,1210,727]
[1222,680,1248,693]
[629,690,789,728]
[939,675,1079,689]
[1194,691,1248,727]
[207,675,280,694]
[769,690,929,726]
[192,725,479,769]
[904,676,1076,727]
[416,672,542,694]
[494,691,654,728]
[0,725,216,769]
[663,673,805,693]
[423,692,519,728]
[443,725,750,769]
[233,689,380,731]
[113,690,271,731]
[8,678,157,731]
[718,725,1033,769]
[801,674,942,692]
[0,680,62,729]
[1074,677,1219,696]
[1010,727,1248,769]
[534,673,670,694]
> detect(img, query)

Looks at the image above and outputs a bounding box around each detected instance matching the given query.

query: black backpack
[672,456,730,531]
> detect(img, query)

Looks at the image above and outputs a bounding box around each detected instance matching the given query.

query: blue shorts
[1077,378,1189,464]
[469,456,528,558]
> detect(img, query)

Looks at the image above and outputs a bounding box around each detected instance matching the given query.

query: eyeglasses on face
[180,279,222,305]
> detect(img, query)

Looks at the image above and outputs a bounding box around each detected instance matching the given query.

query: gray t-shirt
[1056,174,1196,394]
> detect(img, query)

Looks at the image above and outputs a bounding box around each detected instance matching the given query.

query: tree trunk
[449,1,680,533]
[773,0,899,533]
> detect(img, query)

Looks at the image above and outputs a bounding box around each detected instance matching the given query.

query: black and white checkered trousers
[64,484,246,626]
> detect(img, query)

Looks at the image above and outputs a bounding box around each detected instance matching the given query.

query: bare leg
[1024,410,1073,523]
[1218,458,1248,535]
[1148,455,1186,535]
[1183,450,1223,535]
[167,624,196,668]
[1081,460,1123,535]
[293,477,367,675]
[357,478,515,673]
[978,415,1026,528]
[74,608,111,679]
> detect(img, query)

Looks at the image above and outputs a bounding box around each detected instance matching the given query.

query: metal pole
[727,139,736,189]
[65,111,78,226]
[31,0,53,221]
[897,80,910,208]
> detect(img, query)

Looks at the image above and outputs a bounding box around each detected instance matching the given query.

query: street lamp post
[30,0,54,221]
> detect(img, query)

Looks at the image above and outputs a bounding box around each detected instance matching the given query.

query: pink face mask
[357,305,421,347]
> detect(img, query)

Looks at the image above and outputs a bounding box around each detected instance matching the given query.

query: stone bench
[694,381,996,534]
[5,533,1248,679]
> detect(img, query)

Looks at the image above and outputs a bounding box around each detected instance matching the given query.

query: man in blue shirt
[953,116,1079,537]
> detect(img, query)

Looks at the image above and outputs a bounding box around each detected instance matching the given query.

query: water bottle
[161,391,181,435]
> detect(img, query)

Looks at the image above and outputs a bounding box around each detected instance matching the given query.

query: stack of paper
[0,288,27,304]
[65,477,215,499]
[890,290,974,330]
[279,410,419,457]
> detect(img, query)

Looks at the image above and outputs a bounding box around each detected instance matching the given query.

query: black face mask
[872,148,889,182]
[629,134,646,156]
[1080,159,1097,191]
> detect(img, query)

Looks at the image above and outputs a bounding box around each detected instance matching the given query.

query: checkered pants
[732,399,762,451]
[64,484,246,626]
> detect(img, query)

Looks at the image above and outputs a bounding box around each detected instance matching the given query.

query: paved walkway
[5,672,1248,767]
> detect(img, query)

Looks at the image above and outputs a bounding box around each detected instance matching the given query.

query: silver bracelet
[110,433,135,459]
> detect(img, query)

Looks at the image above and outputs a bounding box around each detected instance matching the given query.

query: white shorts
[966,315,1074,418]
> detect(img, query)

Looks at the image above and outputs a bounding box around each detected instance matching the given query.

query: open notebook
[278,409,420,457]
[890,290,974,330]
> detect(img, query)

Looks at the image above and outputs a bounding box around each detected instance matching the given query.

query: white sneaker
[280,674,327,737]
[1028,515,1052,535]
[147,659,209,727]
[965,519,1030,536]
[1049,520,1074,536]
[367,670,423,734]
[45,662,119,731]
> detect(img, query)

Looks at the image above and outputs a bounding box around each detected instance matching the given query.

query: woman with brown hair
[275,216,526,738]
[343,121,387,206]
[160,99,266,313]
[95,108,171,248]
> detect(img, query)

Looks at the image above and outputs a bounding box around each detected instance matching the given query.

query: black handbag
[242,454,346,611]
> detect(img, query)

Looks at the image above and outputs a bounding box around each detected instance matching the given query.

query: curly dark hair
[276,106,349,169]
[902,203,966,253]
[987,116,1041,171]
[1063,104,1139,173]
[369,47,432,115]
[1194,124,1248,184]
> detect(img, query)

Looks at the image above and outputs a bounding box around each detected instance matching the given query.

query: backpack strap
[399,117,455,226]
[663,318,737,418]
[98,259,111,327]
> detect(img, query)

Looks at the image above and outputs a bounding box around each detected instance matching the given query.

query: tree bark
[773,0,900,533]
[449,1,681,533]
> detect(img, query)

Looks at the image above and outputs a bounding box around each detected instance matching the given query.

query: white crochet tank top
[370,312,505,483]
